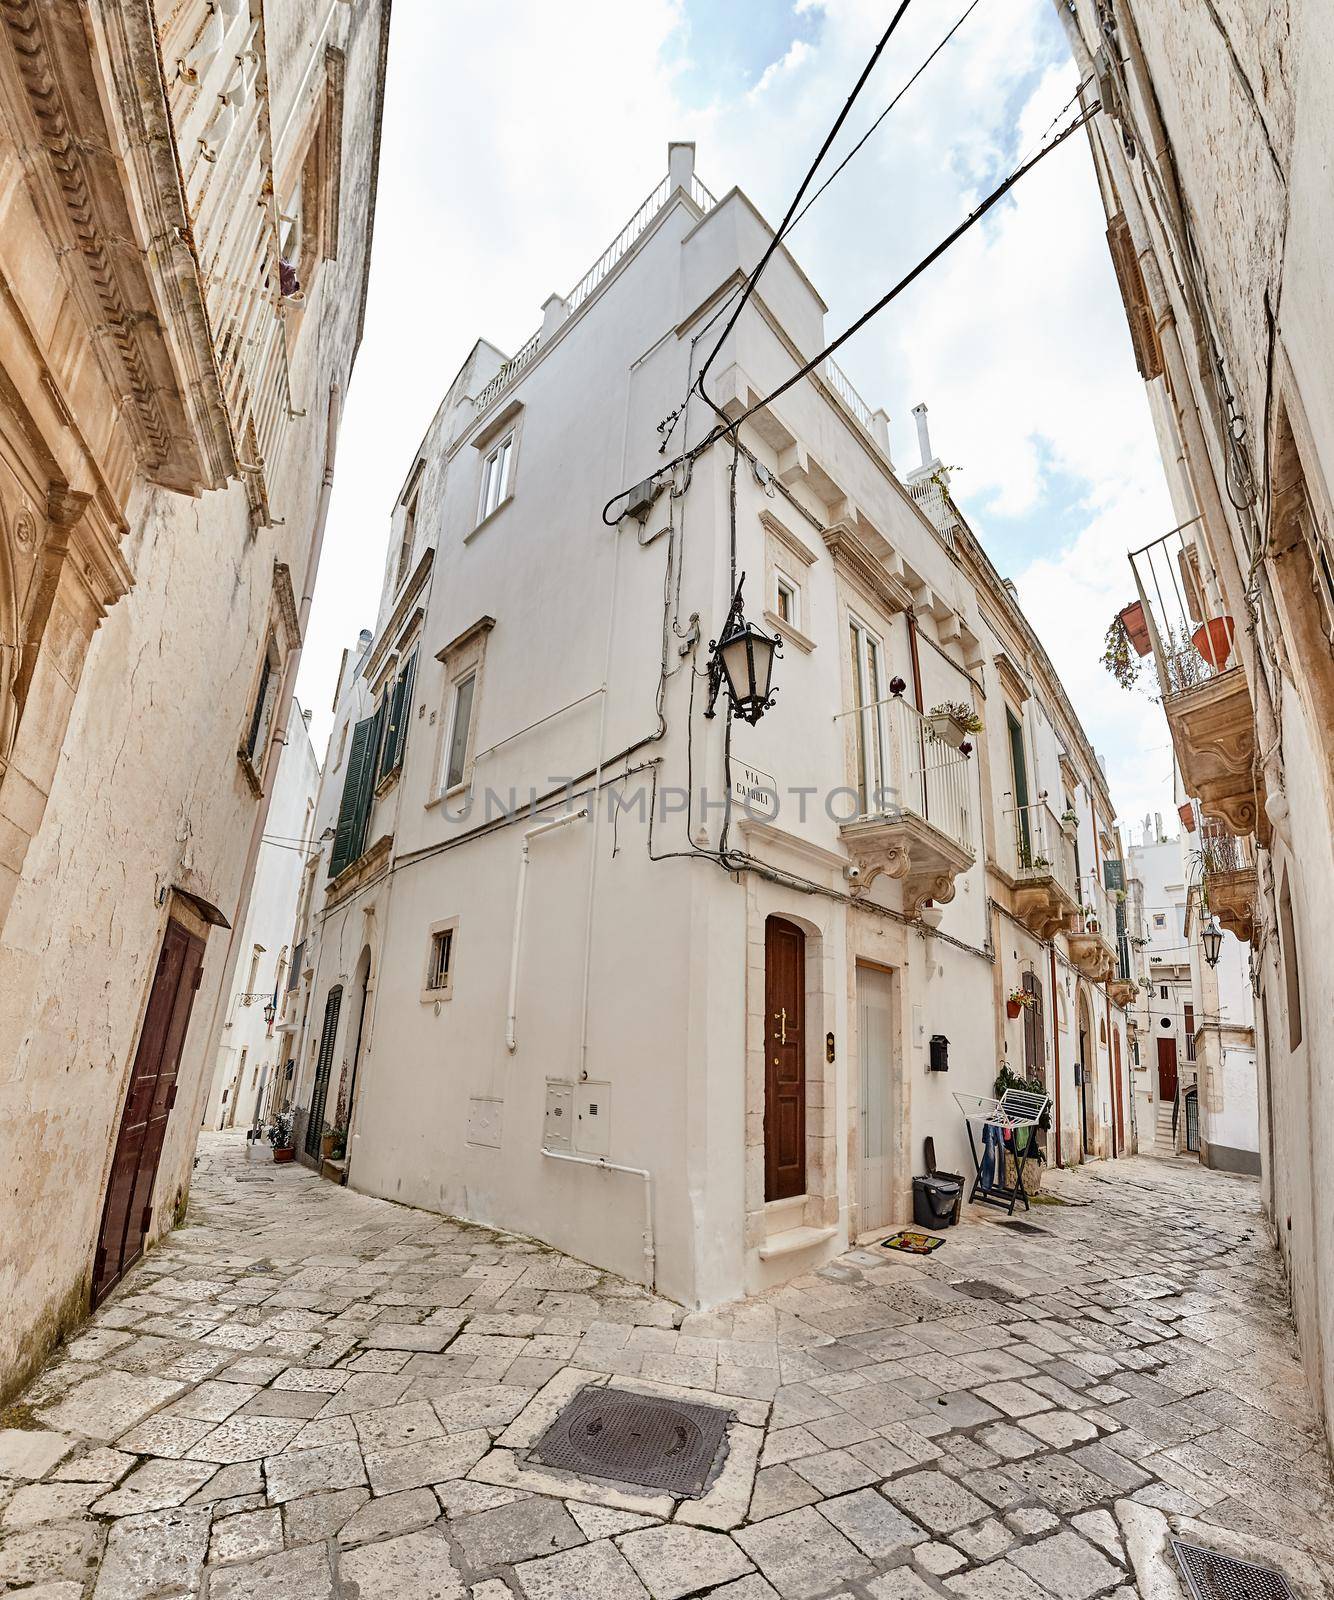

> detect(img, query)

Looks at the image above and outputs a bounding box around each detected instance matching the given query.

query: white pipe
[505,809,588,1052]
[541,1147,655,1291]
[577,519,624,1079]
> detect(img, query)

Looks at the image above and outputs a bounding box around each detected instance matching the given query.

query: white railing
[882,696,974,857]
[824,356,875,433]
[474,164,718,418]
[908,475,960,553]
[1129,523,1237,699]
[1008,799,1077,900]
[1076,873,1113,941]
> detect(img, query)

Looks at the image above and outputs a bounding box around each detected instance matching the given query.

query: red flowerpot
[273,1147,295,1163]
[1006,999,1023,1020]
[1117,600,1152,657]
[1191,616,1234,670]
[1178,802,1196,833]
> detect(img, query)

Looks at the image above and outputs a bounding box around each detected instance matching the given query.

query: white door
[858,965,896,1232]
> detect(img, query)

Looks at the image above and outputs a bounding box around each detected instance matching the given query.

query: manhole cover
[1172,1538,1297,1600]
[530,1386,730,1497]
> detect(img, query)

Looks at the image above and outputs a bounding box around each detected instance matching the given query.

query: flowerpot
[925,714,965,749]
[1178,801,1196,833]
[1006,1000,1023,1020]
[1118,600,1152,657]
[1190,615,1234,670]
[320,1133,335,1158]
[1004,1152,1042,1194]
[273,1147,295,1163]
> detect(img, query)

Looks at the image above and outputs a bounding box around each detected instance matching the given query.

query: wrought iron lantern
[704,575,781,726]
[1201,916,1223,969]
[263,999,277,1026]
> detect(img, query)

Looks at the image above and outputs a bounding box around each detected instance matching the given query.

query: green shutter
[380,674,406,781]
[329,708,381,878]
[395,653,417,770]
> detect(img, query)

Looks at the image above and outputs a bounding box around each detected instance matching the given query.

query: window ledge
[374,765,402,799]
[764,609,815,654]
[236,749,264,797]
[465,493,514,544]
[420,986,454,1006]
[425,780,470,811]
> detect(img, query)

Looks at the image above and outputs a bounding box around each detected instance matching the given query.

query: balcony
[1068,874,1118,984]
[1199,818,1258,942]
[840,696,975,918]
[1129,527,1264,841]
[1007,801,1079,939]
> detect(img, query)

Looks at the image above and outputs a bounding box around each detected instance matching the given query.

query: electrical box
[575,1082,610,1157]
[929,1034,949,1073]
[543,1080,573,1153]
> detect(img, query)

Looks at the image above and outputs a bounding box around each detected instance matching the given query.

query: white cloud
[749,38,813,99]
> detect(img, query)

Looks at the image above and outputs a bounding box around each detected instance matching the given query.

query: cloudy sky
[295,0,1179,840]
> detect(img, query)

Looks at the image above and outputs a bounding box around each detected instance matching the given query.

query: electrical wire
[602,100,1098,526]
[786,0,987,236]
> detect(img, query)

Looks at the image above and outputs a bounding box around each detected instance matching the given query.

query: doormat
[881,1230,946,1255]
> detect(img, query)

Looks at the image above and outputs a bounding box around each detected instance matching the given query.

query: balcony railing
[825,357,875,433]
[879,696,974,856]
[1197,816,1255,875]
[473,165,718,419]
[1075,873,1113,940]
[1008,799,1077,899]
[1129,523,1237,699]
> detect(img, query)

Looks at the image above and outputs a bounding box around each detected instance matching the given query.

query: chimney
[912,401,933,470]
[1154,810,1164,842]
[668,141,696,195]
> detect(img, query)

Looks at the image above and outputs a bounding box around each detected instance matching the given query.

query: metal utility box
[575,1082,610,1157]
[543,1080,573,1153]
[929,1034,950,1073]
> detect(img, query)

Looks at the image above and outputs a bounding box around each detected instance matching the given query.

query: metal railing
[880,696,974,856]
[1075,873,1113,941]
[1129,522,1237,699]
[1007,799,1077,899]
[1197,815,1255,875]
[825,357,875,433]
[474,166,718,418]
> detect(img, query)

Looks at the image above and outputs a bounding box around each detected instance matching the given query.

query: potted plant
[320,1129,336,1160]
[1117,600,1153,657]
[1190,614,1234,670]
[330,1124,348,1162]
[1005,986,1035,1021]
[267,1109,295,1163]
[925,700,983,748]
[993,1065,1050,1191]
[1060,806,1078,832]
[1101,615,1143,691]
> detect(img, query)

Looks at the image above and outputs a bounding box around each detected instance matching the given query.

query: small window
[1279,867,1302,1049]
[427,929,453,992]
[478,435,513,523]
[421,918,458,1002]
[1159,985,1168,1000]
[245,634,281,765]
[775,570,799,629]
[396,485,419,592]
[378,652,417,782]
[1152,913,1166,929]
[443,671,477,792]
[334,721,348,770]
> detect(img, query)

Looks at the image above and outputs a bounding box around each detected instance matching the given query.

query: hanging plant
[925,701,983,746]
[1005,986,1036,1019]
[1101,615,1143,691]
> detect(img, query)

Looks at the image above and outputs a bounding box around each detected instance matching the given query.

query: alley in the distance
[0,1136,1329,1600]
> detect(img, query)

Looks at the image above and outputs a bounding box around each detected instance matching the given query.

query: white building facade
[287,146,1135,1311]
[203,706,321,1134]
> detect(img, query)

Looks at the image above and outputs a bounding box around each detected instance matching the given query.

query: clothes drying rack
[953,1089,1051,1216]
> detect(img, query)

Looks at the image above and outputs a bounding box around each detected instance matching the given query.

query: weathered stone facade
[0,0,388,1403]
[1058,0,1334,1454]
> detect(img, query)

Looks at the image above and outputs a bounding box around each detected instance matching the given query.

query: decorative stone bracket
[1165,668,1268,845]
[1067,929,1118,985]
[1012,874,1079,941]
[840,812,974,919]
[1206,865,1257,944]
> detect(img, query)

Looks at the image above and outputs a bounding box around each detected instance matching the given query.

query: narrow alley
[0,1139,1329,1600]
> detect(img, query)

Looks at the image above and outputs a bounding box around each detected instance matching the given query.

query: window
[443,672,476,792]
[848,616,888,814]
[478,435,513,522]
[1159,985,1168,1000]
[334,721,348,770]
[1007,709,1031,866]
[421,920,457,1002]
[396,485,419,593]
[244,634,281,766]
[775,570,799,629]
[1184,1002,1196,1061]
[378,652,417,782]
[1153,913,1166,930]
[329,700,385,878]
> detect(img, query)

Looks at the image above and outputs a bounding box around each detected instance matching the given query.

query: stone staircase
[1152,1097,1177,1156]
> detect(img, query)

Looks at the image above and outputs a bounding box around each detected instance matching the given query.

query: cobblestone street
[2,1136,1331,1599]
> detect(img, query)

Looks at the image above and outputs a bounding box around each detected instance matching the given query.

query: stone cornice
[821,520,913,615]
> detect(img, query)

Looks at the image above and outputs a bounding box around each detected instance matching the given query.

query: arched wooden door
[764,917,806,1201]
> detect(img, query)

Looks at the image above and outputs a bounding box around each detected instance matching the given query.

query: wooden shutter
[1022,970,1045,1082]
[329,706,381,878]
[1106,214,1164,380]
[380,674,406,781]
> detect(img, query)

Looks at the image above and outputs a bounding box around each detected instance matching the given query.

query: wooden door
[857,965,895,1231]
[1157,1037,1178,1102]
[305,986,342,1158]
[94,919,205,1304]
[764,917,806,1201]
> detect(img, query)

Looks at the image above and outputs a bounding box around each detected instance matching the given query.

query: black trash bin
[913,1174,963,1229]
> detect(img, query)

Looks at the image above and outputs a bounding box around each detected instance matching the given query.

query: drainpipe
[1105,988,1118,1157]
[541,1148,655,1291]
[505,809,589,1052]
[1049,944,1063,1167]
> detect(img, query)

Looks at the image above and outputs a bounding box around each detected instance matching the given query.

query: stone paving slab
[2,1137,1332,1600]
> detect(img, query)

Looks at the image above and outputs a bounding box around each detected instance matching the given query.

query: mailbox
[929,1034,949,1073]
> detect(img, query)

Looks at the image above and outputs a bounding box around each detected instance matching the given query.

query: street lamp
[704,574,782,726]
[1201,917,1224,968]
[263,999,277,1026]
